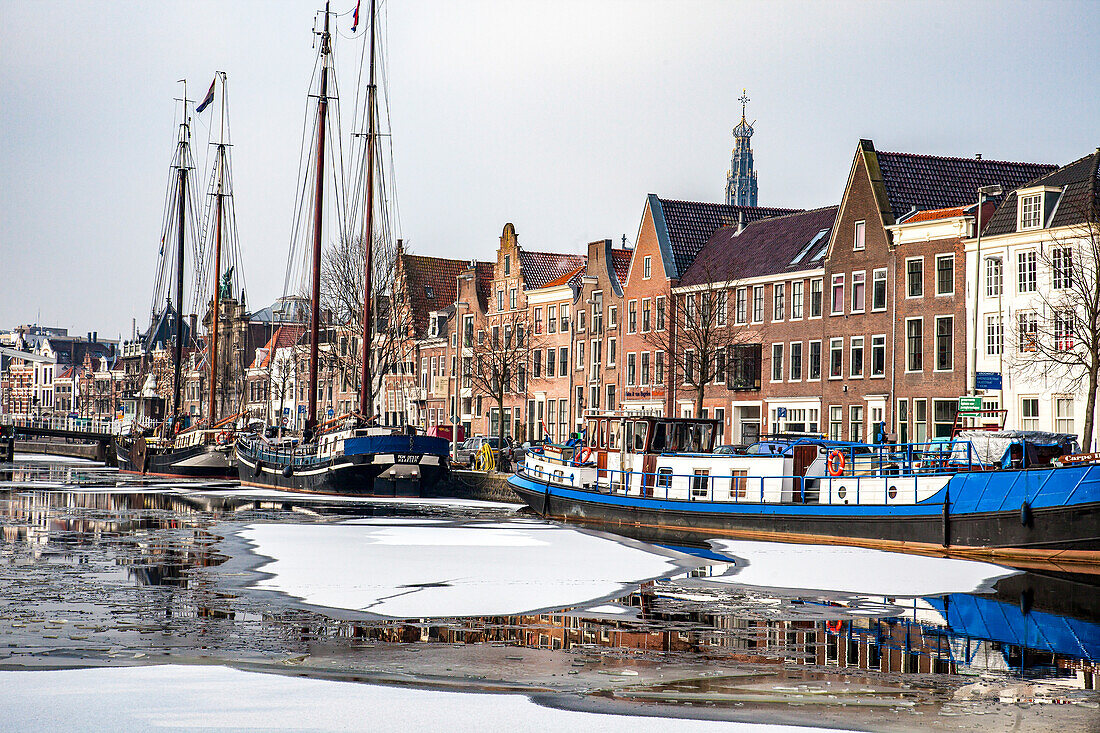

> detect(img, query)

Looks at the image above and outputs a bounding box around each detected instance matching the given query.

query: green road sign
[958,396,983,412]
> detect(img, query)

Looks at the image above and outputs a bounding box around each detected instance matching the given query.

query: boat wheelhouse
[510,412,1100,569]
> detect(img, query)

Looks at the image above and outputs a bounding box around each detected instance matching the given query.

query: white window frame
[853,220,866,251]
[985,256,1002,297]
[935,254,954,296]
[870,334,886,378]
[771,343,784,383]
[788,341,803,382]
[643,255,652,279]
[791,280,804,320]
[831,274,845,315]
[809,278,823,319]
[871,268,887,312]
[905,256,924,298]
[850,270,866,313]
[1018,193,1042,231]
[849,336,864,378]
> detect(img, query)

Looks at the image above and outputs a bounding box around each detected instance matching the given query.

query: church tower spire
[725,89,758,207]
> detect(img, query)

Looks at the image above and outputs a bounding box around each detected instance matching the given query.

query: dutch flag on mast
[195,77,216,114]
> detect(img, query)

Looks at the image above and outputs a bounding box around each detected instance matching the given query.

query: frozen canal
[1,455,1098,731]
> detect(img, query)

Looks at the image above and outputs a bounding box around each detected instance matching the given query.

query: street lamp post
[972,184,1003,398]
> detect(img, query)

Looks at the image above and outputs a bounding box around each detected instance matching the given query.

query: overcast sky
[2,0,1098,341]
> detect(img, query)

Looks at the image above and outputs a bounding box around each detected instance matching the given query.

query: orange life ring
[827,450,846,477]
[826,620,843,634]
[575,446,593,465]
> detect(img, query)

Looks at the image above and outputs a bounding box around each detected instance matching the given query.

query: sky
[2,0,1098,342]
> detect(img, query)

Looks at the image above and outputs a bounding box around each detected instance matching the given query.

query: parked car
[713,444,740,455]
[455,436,518,468]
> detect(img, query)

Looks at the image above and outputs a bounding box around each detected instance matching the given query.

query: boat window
[633,421,648,452]
[671,422,688,452]
[731,469,748,499]
[700,423,714,451]
[623,421,633,452]
[587,419,598,445]
[691,469,710,498]
[651,422,668,452]
[656,467,673,488]
[609,421,622,450]
[599,420,608,449]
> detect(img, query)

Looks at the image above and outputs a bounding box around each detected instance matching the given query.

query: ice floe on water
[12,453,101,464]
[702,540,1018,597]
[0,665,830,732]
[238,518,699,618]
[177,485,522,508]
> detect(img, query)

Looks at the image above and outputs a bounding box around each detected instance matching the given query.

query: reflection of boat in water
[511,413,1100,568]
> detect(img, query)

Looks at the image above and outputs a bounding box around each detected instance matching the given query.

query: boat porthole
[888,485,898,499]
[837,486,846,499]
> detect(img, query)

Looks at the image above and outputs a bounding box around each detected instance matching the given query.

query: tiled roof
[680,206,840,286]
[899,205,967,224]
[399,253,471,337]
[875,149,1056,222]
[541,263,587,289]
[984,150,1100,237]
[610,248,633,286]
[519,250,587,290]
[254,325,305,369]
[652,196,801,278]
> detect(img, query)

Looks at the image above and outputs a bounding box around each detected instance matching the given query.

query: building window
[773,283,785,320]
[497,289,504,312]
[606,384,616,411]
[1021,397,1039,430]
[717,293,727,326]
[854,220,865,251]
[607,305,617,329]
[715,347,725,384]
[532,350,541,378]
[544,347,555,377]
[641,351,650,385]
[829,337,843,378]
[936,255,954,296]
[829,406,843,440]
[935,316,953,371]
[607,337,616,366]
[771,343,784,382]
[728,344,761,390]
[1055,397,1074,434]
[906,258,923,297]
[986,257,1002,296]
[851,271,865,312]
[913,399,927,443]
[849,336,864,377]
[1055,309,1075,351]
[752,286,765,322]
[1019,193,1042,230]
[986,314,1003,355]
[789,342,803,381]
[808,340,822,380]
[1018,251,1037,292]
[735,288,747,323]
[871,268,886,311]
[871,334,885,377]
[560,305,570,332]
[547,305,557,334]
[534,307,543,334]
[643,256,651,279]
[577,308,586,332]
[628,300,637,333]
[627,352,636,385]
[655,351,665,384]
[849,405,864,442]
[510,288,517,310]
[656,297,665,330]
[504,254,511,275]
[1053,247,1073,289]
[906,318,923,371]
[932,399,957,439]
[576,341,584,369]
[791,281,804,319]
[642,299,652,331]
[1018,311,1038,352]
[810,278,823,318]
[831,274,844,315]
[684,350,695,384]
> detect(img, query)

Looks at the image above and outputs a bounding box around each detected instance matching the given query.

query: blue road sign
[975,372,1003,390]
[777,407,787,418]
[327,408,334,418]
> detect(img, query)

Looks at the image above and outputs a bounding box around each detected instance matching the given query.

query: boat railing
[793,439,988,477]
[519,460,944,506]
[240,435,326,468]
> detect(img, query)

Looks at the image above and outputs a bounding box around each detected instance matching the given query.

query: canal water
[1,455,1097,732]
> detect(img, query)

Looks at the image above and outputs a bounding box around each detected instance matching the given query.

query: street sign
[283,407,290,416]
[281,416,288,426]
[327,408,334,418]
[975,372,1002,390]
[776,406,787,418]
[297,405,306,414]
[958,396,983,412]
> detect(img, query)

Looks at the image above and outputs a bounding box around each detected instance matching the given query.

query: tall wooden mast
[208,72,227,425]
[358,0,378,418]
[171,87,190,424]
[306,4,332,438]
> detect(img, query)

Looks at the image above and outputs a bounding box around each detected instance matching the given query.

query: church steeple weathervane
[726,88,758,207]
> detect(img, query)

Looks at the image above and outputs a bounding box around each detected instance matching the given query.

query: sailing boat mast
[358,0,378,418]
[172,83,191,424]
[208,72,227,425]
[306,4,332,438]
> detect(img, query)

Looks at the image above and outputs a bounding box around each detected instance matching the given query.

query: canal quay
[0,455,1095,732]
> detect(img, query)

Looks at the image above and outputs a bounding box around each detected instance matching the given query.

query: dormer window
[1019,193,1042,230]
[425,286,434,299]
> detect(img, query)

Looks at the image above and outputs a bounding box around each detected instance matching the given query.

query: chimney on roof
[92,331,97,343]
[975,153,982,160]
[736,211,745,235]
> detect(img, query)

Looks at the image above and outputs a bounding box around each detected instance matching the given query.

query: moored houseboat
[508,412,1100,568]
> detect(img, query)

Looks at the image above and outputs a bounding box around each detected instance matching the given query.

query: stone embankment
[13,440,103,462]
[426,468,523,504]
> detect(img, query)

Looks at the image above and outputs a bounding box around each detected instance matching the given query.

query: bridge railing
[0,414,122,436]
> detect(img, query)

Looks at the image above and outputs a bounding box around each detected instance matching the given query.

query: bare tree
[649,272,761,417]
[463,310,538,441]
[319,233,412,417]
[1011,204,1100,448]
